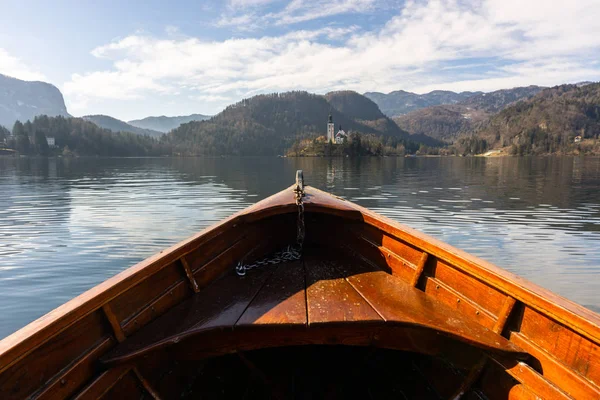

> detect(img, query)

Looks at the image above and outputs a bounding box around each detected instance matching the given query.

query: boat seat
[101,248,525,367]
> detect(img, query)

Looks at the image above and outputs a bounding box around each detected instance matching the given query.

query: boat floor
[103,244,522,367]
[166,346,449,400]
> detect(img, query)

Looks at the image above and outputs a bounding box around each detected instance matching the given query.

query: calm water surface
[1,156,599,338]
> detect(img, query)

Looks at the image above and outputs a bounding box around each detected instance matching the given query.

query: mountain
[364,89,481,117]
[167,91,438,156]
[324,90,387,121]
[469,83,600,154]
[0,73,70,129]
[459,86,545,113]
[128,114,211,133]
[393,86,546,141]
[82,115,163,137]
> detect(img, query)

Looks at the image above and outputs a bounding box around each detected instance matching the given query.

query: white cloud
[64,0,600,117]
[216,13,259,30]
[229,0,279,8]
[0,48,47,81]
[219,0,375,29]
[271,0,375,25]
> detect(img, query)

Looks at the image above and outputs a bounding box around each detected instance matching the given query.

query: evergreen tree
[0,125,9,144]
[34,130,49,156]
[13,120,30,154]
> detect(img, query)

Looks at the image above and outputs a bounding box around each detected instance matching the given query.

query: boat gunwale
[1,184,599,374]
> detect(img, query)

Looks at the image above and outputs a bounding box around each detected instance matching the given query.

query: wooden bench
[102,248,524,367]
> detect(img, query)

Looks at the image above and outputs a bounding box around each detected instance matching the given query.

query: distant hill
[364,89,481,117]
[167,91,440,156]
[459,86,545,113]
[0,73,70,129]
[82,115,163,137]
[325,90,386,121]
[128,114,211,133]
[470,83,600,154]
[394,86,546,141]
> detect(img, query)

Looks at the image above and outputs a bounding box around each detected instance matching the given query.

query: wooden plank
[180,256,199,293]
[495,297,517,334]
[193,236,268,290]
[430,258,507,318]
[488,356,573,399]
[304,253,382,326]
[110,261,186,324]
[341,231,414,281]
[71,367,130,400]
[121,279,191,337]
[350,223,424,266]
[32,337,115,400]
[0,310,111,400]
[102,257,274,366]
[410,252,429,287]
[236,260,306,327]
[346,271,523,354]
[422,277,496,329]
[509,332,600,399]
[102,304,125,342]
[515,305,600,384]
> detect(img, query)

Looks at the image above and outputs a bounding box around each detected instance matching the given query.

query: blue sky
[1,0,599,121]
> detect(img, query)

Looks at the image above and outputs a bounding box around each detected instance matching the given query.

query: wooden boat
[1,171,599,399]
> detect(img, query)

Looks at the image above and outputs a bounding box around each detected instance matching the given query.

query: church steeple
[327,113,335,142]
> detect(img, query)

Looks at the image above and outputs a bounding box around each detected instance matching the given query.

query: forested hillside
[167,91,436,155]
[3,115,168,156]
[394,86,547,142]
[365,90,480,117]
[460,86,544,113]
[325,91,387,121]
[471,83,600,154]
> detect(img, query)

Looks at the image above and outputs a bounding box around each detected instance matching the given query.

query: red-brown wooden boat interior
[1,181,599,399]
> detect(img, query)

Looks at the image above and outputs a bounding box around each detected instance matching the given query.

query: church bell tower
[327,113,335,142]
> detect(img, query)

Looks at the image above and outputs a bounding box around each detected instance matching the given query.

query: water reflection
[0,156,599,339]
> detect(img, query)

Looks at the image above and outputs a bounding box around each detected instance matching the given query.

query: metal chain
[236,171,305,276]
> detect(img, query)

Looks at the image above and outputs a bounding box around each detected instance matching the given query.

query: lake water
[1,156,599,339]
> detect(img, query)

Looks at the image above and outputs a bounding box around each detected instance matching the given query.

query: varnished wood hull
[1,184,599,399]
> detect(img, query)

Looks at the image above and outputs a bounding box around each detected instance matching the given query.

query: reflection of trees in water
[0,158,72,232]
[2,155,599,232]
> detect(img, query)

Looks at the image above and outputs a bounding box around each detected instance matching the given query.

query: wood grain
[236,261,306,327]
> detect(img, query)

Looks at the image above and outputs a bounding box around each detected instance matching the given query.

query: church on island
[327,114,347,144]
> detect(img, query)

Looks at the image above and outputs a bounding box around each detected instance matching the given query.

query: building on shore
[335,125,347,144]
